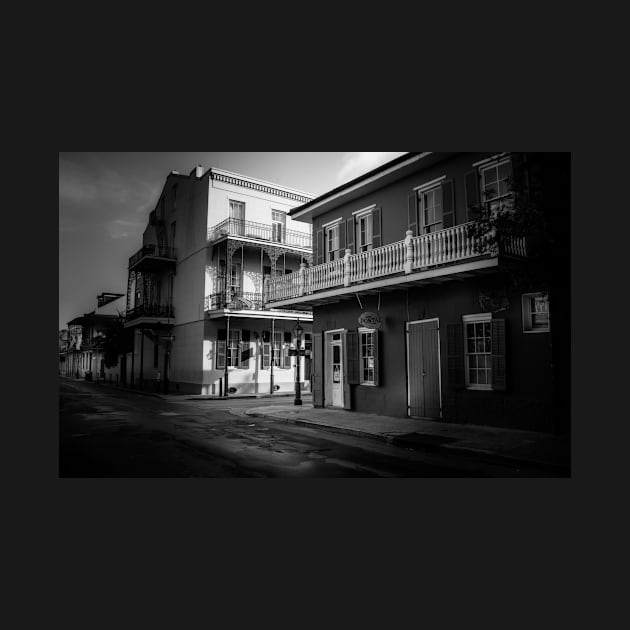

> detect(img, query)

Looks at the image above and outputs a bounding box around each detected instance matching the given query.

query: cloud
[337,152,407,183]
[110,232,129,239]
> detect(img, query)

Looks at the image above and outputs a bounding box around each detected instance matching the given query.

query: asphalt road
[59,379,549,477]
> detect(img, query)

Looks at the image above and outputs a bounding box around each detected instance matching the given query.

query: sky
[59,151,407,329]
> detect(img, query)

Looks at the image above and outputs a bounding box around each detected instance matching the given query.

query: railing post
[343,249,352,287]
[263,276,270,305]
[299,262,306,296]
[404,230,413,274]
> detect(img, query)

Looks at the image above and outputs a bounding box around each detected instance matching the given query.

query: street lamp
[293,319,304,406]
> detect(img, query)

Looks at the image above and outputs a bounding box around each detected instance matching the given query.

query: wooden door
[407,319,441,419]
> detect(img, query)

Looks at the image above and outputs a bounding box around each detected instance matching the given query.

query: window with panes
[229,200,245,234]
[355,211,373,252]
[261,330,290,369]
[419,186,443,233]
[272,210,286,243]
[481,159,512,210]
[227,329,241,368]
[463,314,492,389]
[326,223,341,261]
[359,329,376,385]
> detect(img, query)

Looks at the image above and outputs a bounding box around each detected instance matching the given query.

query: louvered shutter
[262,338,270,369]
[442,180,455,228]
[216,341,226,370]
[345,331,359,385]
[239,329,250,368]
[372,207,382,248]
[346,217,355,254]
[315,228,324,265]
[373,330,380,386]
[491,318,506,391]
[312,332,324,407]
[447,323,464,389]
[465,170,481,221]
[338,220,346,257]
[408,193,418,236]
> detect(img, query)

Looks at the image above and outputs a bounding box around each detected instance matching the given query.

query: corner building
[125,165,314,395]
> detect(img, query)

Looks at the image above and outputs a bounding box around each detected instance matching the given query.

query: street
[59,379,552,477]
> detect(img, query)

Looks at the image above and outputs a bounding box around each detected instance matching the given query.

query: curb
[247,411,570,475]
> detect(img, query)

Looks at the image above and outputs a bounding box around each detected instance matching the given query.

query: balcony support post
[343,249,352,287]
[404,230,414,274]
[299,262,306,296]
[263,276,270,305]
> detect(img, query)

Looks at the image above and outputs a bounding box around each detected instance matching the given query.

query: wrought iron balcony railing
[129,244,177,269]
[204,291,264,311]
[207,218,312,249]
[264,222,528,303]
[125,304,174,321]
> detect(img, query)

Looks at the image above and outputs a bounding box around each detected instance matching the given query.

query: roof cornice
[290,152,432,220]
[208,168,313,204]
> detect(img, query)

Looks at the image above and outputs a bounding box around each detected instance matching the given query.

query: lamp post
[293,319,303,406]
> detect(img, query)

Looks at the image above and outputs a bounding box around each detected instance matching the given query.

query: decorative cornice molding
[210,171,312,204]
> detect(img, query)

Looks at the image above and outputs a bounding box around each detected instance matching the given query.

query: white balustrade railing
[305,257,345,293]
[349,240,406,282]
[265,222,527,303]
[411,222,482,269]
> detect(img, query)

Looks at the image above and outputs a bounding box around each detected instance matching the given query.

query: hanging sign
[358,311,382,329]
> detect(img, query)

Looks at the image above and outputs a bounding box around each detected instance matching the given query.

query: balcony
[264,222,527,305]
[207,218,312,250]
[128,244,177,272]
[204,290,312,319]
[125,303,174,325]
[205,291,264,311]
[79,336,105,348]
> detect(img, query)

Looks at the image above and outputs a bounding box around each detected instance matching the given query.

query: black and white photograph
[59,151,571,477]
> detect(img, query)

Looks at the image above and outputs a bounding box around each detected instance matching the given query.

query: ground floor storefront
[311,275,560,433]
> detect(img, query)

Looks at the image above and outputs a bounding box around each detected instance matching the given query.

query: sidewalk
[244,403,571,474]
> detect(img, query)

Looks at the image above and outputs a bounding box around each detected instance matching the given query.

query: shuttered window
[358,328,378,385]
[460,314,507,391]
[463,314,492,389]
[227,329,241,368]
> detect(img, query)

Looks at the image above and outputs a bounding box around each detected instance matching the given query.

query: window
[271,210,286,243]
[359,328,378,385]
[229,200,245,235]
[419,186,443,234]
[262,330,290,369]
[154,342,159,368]
[522,292,550,333]
[216,329,241,370]
[228,329,241,367]
[356,211,373,252]
[326,222,341,261]
[170,221,176,247]
[463,314,492,390]
[481,158,512,211]
[172,184,178,209]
